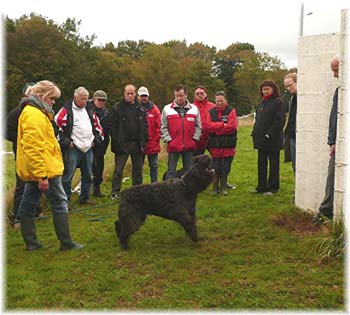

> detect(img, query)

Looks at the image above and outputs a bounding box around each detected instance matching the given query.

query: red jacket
[206,104,238,158]
[161,101,201,153]
[144,102,161,155]
[193,98,215,151]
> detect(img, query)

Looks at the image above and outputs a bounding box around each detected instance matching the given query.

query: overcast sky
[2,0,350,68]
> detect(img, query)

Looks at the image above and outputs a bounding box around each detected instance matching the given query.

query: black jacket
[252,96,286,151]
[328,88,338,146]
[285,94,297,139]
[109,99,148,154]
[6,106,21,156]
[87,100,111,156]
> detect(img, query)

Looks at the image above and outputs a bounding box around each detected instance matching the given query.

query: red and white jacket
[193,98,215,151]
[161,100,202,153]
[143,102,161,155]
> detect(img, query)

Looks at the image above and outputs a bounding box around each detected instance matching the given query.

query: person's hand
[69,141,74,148]
[330,144,336,157]
[39,178,49,191]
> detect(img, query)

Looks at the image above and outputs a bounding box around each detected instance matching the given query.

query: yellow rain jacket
[16,103,64,181]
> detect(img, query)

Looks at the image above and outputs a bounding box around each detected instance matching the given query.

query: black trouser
[111,141,143,194]
[257,149,280,193]
[93,154,105,187]
[319,154,335,219]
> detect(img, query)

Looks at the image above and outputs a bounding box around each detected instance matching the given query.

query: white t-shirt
[71,102,94,153]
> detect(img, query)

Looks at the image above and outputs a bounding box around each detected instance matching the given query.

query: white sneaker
[111,193,119,200]
[263,191,274,196]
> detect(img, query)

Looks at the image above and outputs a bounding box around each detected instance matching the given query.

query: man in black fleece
[109,84,148,199]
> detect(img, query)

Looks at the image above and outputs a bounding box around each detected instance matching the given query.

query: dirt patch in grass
[271,210,326,234]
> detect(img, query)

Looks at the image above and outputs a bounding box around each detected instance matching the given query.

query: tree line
[6,13,295,115]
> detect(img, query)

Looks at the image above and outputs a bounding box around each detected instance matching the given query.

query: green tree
[213,42,255,111]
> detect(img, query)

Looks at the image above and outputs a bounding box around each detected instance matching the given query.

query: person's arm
[266,99,286,139]
[193,110,202,141]
[160,107,172,143]
[54,107,72,148]
[328,88,338,147]
[20,107,48,189]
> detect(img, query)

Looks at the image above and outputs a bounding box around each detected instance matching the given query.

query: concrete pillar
[295,33,339,212]
[335,9,350,222]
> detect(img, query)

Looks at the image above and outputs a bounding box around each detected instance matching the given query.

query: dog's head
[193,154,214,176]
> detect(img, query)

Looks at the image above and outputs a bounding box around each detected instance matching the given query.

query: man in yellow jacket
[16,80,84,251]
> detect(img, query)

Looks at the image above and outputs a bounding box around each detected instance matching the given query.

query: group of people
[251,54,339,223]
[6,54,339,251]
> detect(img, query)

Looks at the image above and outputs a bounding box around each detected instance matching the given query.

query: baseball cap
[93,90,108,100]
[137,86,149,96]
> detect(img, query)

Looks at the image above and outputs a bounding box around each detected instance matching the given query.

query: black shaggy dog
[115,154,214,250]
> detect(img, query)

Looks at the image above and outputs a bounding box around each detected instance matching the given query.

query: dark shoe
[52,212,85,251]
[60,242,85,251]
[93,186,105,197]
[20,216,44,251]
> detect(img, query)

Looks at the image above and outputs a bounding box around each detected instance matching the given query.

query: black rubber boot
[20,216,44,251]
[220,175,228,196]
[52,213,85,251]
[212,174,220,195]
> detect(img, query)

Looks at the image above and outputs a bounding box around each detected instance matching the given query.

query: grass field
[4,125,345,311]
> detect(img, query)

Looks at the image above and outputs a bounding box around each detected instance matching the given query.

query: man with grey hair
[55,87,104,204]
[315,55,339,222]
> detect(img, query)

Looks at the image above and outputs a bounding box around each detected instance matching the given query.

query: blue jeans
[166,151,193,179]
[289,138,296,173]
[142,154,159,183]
[62,147,93,202]
[212,156,234,175]
[18,177,68,217]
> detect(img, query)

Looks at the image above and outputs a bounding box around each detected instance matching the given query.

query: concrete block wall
[295,33,339,213]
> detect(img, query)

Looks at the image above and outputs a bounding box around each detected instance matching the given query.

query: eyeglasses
[285,82,295,88]
[97,99,106,102]
[140,95,148,97]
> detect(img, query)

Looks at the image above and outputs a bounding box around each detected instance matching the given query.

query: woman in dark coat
[251,80,286,195]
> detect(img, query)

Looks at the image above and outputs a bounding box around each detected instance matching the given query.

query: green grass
[4,126,345,311]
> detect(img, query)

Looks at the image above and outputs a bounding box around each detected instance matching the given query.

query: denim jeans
[289,138,296,173]
[62,147,93,202]
[18,176,68,217]
[142,154,159,183]
[166,151,193,179]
